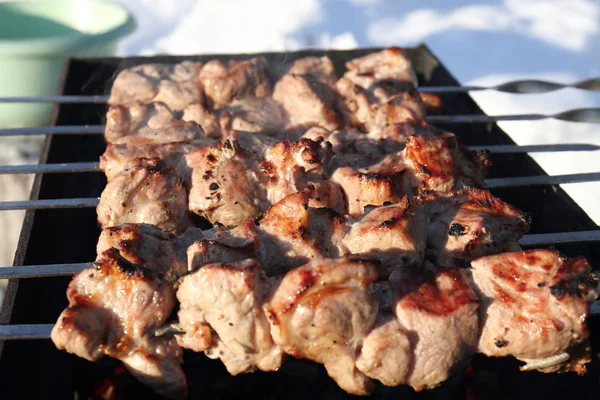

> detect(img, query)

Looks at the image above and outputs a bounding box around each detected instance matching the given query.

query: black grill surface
[0,45,598,399]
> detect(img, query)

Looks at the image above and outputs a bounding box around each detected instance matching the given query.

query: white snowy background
[0,0,599,305]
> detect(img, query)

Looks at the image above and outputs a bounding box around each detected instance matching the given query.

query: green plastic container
[0,0,136,127]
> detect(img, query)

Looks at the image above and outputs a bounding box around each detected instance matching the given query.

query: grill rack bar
[2,144,599,175]
[1,107,600,138]
[484,172,600,189]
[4,296,600,341]
[0,162,100,175]
[1,78,599,105]
[0,172,598,211]
[0,198,100,211]
[0,231,598,280]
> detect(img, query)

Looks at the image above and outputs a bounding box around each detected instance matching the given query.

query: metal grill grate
[0,45,599,400]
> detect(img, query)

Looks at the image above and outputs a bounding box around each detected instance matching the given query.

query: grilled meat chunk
[422,188,530,267]
[109,61,204,111]
[364,266,478,390]
[181,102,222,138]
[273,73,341,134]
[186,136,344,227]
[355,309,412,387]
[265,257,379,395]
[100,138,207,182]
[344,47,417,100]
[405,133,490,191]
[177,259,283,374]
[97,158,191,234]
[257,188,347,275]
[261,138,345,212]
[331,155,410,216]
[51,249,186,399]
[287,56,337,82]
[341,196,427,275]
[96,223,186,280]
[326,130,488,216]
[186,221,262,269]
[105,102,178,143]
[471,249,600,373]
[224,97,286,136]
[184,97,287,138]
[186,139,268,226]
[199,57,272,107]
[105,102,206,144]
[335,78,425,132]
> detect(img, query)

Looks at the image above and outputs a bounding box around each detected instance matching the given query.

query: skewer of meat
[96,48,453,233]
[53,237,598,398]
[98,128,489,232]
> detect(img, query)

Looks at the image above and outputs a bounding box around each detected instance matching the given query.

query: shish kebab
[96,48,494,233]
[51,187,599,399]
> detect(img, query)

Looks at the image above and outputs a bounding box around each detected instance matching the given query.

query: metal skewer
[0,162,101,175]
[426,108,600,124]
[1,107,600,138]
[0,230,598,280]
[418,77,600,94]
[3,293,600,341]
[0,172,597,210]
[483,172,600,189]
[0,95,110,104]
[2,144,599,176]
[0,198,100,211]
[0,78,598,105]
[0,125,105,136]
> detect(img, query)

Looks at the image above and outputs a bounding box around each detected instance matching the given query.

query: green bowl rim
[0,0,137,55]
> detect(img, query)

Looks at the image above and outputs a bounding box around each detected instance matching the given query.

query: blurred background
[0,0,599,302]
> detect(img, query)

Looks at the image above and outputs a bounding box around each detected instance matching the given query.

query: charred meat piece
[177,259,283,374]
[100,138,207,182]
[186,136,343,227]
[404,133,490,192]
[357,265,479,391]
[335,78,426,132]
[185,139,268,227]
[181,103,222,138]
[186,220,262,270]
[287,56,337,82]
[341,196,427,275]
[257,188,347,275]
[105,103,206,144]
[471,249,600,373]
[97,158,191,234]
[199,57,272,107]
[344,47,417,100]
[326,130,488,216]
[331,156,410,217]
[273,73,341,134]
[265,257,379,395]
[105,102,178,143]
[51,249,186,399]
[224,97,286,136]
[364,89,426,131]
[418,92,445,115]
[184,97,287,138]
[96,223,186,280]
[261,138,345,212]
[303,122,440,169]
[109,61,204,111]
[422,188,531,267]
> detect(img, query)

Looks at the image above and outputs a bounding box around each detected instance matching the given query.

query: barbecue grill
[0,45,599,399]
